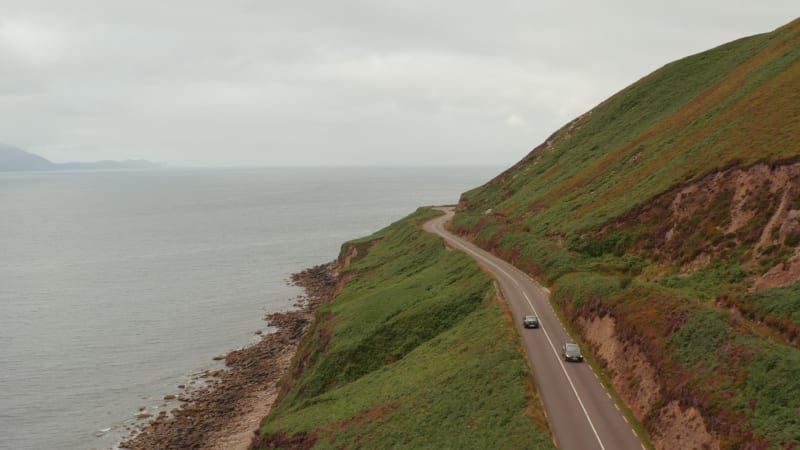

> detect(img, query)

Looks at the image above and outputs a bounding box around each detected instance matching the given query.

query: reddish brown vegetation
[602,161,800,285]
[250,430,318,449]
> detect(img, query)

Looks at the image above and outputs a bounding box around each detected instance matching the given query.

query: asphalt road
[424,208,645,450]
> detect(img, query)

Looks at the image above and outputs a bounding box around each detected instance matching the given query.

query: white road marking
[430,214,607,450]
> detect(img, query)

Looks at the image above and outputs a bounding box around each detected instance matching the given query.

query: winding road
[424,208,644,450]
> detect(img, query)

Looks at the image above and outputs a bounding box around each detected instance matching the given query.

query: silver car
[523,315,540,328]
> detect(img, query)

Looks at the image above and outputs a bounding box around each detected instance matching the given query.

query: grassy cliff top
[460,18,800,237]
[254,209,555,449]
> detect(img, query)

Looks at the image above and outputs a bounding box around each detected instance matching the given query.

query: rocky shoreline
[119,261,339,450]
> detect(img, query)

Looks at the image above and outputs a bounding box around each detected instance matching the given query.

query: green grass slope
[452,18,800,448]
[253,208,554,449]
[457,18,799,240]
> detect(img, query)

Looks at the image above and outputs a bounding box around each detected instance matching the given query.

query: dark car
[562,343,583,362]
[523,315,540,328]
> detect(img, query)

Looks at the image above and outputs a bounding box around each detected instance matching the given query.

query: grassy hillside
[457,18,799,240]
[253,208,555,449]
[452,18,800,449]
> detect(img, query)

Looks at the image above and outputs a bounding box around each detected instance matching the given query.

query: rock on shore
[120,261,339,450]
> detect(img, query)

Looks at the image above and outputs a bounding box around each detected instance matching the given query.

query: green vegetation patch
[736,343,800,445]
[669,308,734,369]
[725,281,800,343]
[741,282,800,328]
[257,208,554,449]
[667,307,800,447]
[553,272,626,311]
[495,232,582,283]
[657,259,749,301]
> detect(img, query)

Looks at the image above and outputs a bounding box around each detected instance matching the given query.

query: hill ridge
[451,16,800,448]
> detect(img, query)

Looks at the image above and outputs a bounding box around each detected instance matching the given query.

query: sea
[0,166,501,450]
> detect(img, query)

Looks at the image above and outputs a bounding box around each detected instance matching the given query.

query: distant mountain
[0,144,159,171]
[0,145,56,171]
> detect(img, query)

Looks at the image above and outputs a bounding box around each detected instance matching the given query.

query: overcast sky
[0,1,796,167]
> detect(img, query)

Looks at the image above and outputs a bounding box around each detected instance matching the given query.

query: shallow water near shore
[0,166,500,450]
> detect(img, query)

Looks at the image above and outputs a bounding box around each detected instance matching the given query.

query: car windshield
[565,344,580,354]
[526,316,537,321]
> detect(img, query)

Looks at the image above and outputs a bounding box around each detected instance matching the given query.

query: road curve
[424,208,644,450]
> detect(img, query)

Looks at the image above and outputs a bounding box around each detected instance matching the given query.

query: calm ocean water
[0,166,500,450]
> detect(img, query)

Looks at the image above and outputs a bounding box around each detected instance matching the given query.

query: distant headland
[0,144,160,172]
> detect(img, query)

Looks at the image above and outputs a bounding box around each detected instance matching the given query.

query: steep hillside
[253,209,554,449]
[452,18,800,449]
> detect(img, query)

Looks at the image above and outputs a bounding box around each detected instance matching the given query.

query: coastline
[119,261,339,450]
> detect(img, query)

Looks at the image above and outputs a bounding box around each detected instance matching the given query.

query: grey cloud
[0,0,796,166]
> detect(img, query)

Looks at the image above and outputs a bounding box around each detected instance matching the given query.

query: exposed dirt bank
[606,160,800,289]
[580,316,719,449]
[119,261,339,450]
